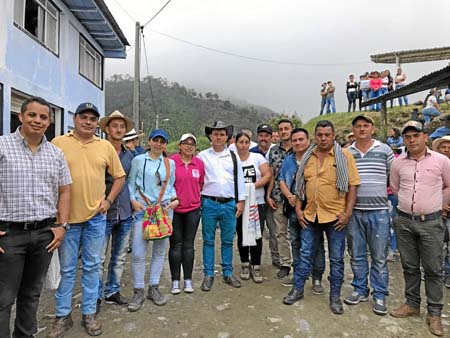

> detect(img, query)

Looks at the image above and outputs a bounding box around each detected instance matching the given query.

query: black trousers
[169,208,201,280]
[0,224,53,338]
[236,204,266,266]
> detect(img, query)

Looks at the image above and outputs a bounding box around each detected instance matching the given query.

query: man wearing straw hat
[123,128,145,156]
[97,111,135,311]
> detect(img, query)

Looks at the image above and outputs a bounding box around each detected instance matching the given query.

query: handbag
[138,157,173,240]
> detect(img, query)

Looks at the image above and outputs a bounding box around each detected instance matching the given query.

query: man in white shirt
[198,121,247,291]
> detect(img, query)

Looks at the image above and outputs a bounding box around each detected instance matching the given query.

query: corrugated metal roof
[62,0,129,58]
[361,65,450,107]
[371,47,450,64]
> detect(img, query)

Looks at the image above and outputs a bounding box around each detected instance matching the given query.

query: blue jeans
[98,216,132,299]
[348,209,390,300]
[131,209,172,288]
[55,213,106,316]
[326,98,336,114]
[289,212,325,280]
[396,84,408,106]
[201,198,236,277]
[388,195,398,251]
[320,98,326,115]
[293,219,347,297]
[422,107,440,123]
[369,89,381,111]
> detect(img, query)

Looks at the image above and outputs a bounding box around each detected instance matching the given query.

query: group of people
[320,67,410,115]
[1,96,450,338]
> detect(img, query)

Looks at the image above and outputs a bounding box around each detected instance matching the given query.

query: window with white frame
[79,35,103,88]
[14,0,59,54]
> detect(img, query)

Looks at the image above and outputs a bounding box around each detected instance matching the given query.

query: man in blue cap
[48,103,125,338]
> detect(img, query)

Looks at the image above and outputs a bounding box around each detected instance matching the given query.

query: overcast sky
[104,0,450,122]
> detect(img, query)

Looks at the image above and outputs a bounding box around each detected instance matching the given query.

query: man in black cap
[390,120,450,336]
[198,121,247,291]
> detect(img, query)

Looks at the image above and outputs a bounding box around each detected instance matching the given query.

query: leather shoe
[330,297,344,315]
[47,314,73,338]
[81,314,102,336]
[283,289,304,305]
[426,315,444,336]
[200,276,214,291]
[223,275,242,288]
[390,303,420,318]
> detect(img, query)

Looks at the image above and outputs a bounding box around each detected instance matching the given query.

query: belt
[203,195,234,204]
[397,210,441,222]
[0,217,56,230]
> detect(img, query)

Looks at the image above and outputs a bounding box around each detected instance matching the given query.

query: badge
[192,169,200,178]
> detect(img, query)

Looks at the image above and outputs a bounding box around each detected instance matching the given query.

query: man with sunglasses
[48,103,125,338]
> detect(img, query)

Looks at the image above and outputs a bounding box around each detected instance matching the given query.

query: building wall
[0,0,107,135]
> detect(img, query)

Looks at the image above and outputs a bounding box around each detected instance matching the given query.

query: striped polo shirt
[348,140,394,210]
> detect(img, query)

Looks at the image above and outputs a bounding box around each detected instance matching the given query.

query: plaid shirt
[0,128,72,222]
[268,143,292,202]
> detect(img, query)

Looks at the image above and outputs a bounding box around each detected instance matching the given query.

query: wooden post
[380,100,387,141]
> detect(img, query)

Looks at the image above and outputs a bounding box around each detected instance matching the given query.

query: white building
[0,0,129,139]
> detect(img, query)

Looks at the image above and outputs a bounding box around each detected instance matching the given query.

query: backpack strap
[156,157,170,204]
[230,150,239,203]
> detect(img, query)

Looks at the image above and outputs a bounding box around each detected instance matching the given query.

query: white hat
[123,128,144,141]
[179,133,197,144]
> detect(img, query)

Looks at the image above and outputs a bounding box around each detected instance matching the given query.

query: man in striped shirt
[344,115,394,316]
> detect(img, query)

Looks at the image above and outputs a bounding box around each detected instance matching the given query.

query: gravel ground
[34,226,450,338]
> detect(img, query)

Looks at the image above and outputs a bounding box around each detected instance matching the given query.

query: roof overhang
[62,0,129,58]
[361,65,450,107]
[371,47,450,64]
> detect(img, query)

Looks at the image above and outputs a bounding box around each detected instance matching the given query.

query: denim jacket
[279,153,298,193]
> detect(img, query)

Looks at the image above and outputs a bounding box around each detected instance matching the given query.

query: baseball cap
[351,115,374,126]
[75,102,100,117]
[401,120,424,134]
[148,129,169,142]
[257,124,273,134]
[179,133,197,144]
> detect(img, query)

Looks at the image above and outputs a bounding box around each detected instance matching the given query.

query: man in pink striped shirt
[390,120,450,337]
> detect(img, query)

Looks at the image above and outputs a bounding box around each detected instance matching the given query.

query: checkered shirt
[0,129,72,221]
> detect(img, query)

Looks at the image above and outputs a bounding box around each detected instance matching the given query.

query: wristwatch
[52,222,70,230]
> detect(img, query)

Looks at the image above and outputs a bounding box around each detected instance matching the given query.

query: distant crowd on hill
[319,67,450,116]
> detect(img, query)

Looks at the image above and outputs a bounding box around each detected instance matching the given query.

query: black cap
[75,102,100,117]
[351,115,374,126]
[257,124,273,135]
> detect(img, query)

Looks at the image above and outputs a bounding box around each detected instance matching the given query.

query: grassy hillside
[303,102,450,143]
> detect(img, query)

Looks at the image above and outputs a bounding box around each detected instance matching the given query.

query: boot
[147,285,167,306]
[47,314,73,338]
[127,288,145,312]
[81,314,102,336]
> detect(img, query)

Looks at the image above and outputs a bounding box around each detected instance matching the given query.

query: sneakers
[147,285,167,306]
[171,280,181,295]
[373,298,388,316]
[105,292,129,305]
[47,314,73,338]
[444,275,450,289]
[240,262,251,280]
[184,279,194,293]
[81,314,102,336]
[127,288,145,312]
[276,266,291,279]
[251,265,263,283]
[344,291,369,305]
[312,279,324,295]
[223,275,242,288]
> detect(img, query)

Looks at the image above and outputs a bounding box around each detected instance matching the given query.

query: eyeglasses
[181,142,196,147]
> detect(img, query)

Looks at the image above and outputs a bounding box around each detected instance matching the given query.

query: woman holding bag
[234,132,271,283]
[127,129,178,312]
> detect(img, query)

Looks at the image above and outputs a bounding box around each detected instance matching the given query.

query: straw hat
[99,110,134,133]
[432,135,450,151]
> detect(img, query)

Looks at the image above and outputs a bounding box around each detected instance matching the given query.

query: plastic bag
[45,249,61,290]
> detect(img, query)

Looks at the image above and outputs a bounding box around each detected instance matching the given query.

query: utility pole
[132,22,141,132]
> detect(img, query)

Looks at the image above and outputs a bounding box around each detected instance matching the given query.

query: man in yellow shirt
[48,103,125,338]
[282,120,360,315]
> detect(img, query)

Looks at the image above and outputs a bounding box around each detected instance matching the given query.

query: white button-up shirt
[198,147,247,201]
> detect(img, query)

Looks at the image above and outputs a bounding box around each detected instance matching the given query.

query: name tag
[192,169,200,178]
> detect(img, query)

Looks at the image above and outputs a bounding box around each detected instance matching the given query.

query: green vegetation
[105,75,277,145]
